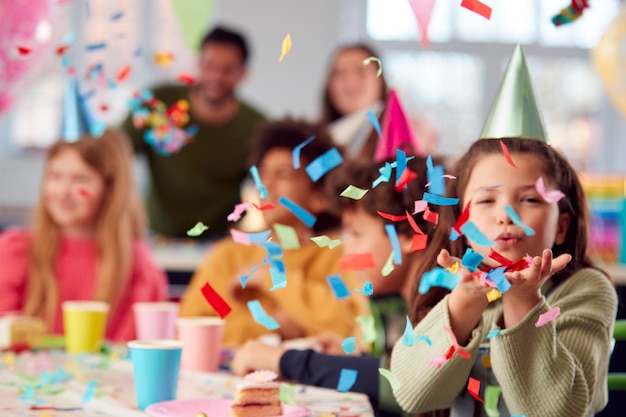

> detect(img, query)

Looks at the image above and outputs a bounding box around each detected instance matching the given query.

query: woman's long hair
[23,129,146,328]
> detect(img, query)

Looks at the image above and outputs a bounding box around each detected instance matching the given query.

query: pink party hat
[374,89,424,161]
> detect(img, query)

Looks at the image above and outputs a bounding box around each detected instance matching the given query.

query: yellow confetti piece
[279,33,292,62]
[356,314,377,344]
[363,56,383,77]
[340,185,369,200]
[187,221,209,237]
[379,368,401,392]
[154,51,174,66]
[273,223,301,250]
[3,352,15,366]
[447,262,459,273]
[41,413,54,417]
[310,235,342,249]
[382,251,395,277]
[486,288,502,302]
[482,355,491,368]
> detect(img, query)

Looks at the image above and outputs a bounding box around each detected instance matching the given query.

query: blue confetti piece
[305,148,343,182]
[134,47,142,57]
[384,224,402,265]
[249,230,272,244]
[460,221,496,247]
[250,165,268,199]
[82,380,98,404]
[61,31,76,44]
[504,205,536,236]
[486,267,511,294]
[395,149,407,186]
[337,368,358,393]
[278,196,316,228]
[327,275,351,299]
[402,315,433,347]
[418,267,460,294]
[426,155,434,171]
[260,242,287,290]
[461,248,484,271]
[341,337,357,354]
[111,11,124,20]
[427,165,445,196]
[292,135,315,169]
[239,265,260,289]
[423,192,459,206]
[247,300,280,330]
[355,281,373,296]
[18,385,35,401]
[449,228,460,241]
[85,42,107,51]
[367,110,382,136]
[486,329,501,339]
[61,56,70,69]
[372,162,392,188]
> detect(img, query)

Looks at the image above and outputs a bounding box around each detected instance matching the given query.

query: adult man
[122,26,266,239]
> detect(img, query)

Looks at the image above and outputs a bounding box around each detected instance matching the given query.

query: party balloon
[592,10,626,119]
[0,0,58,113]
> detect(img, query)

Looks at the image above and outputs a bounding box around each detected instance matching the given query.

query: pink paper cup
[176,317,224,372]
[133,302,179,340]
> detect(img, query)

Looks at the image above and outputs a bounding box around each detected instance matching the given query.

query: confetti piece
[423,206,439,225]
[499,140,517,169]
[340,185,369,200]
[405,210,424,235]
[248,201,275,211]
[460,221,495,246]
[273,223,301,249]
[260,242,287,290]
[336,368,358,392]
[486,267,511,294]
[56,44,70,55]
[17,46,32,55]
[201,282,232,319]
[381,252,395,277]
[305,148,343,182]
[176,72,195,85]
[460,0,492,20]
[228,202,252,222]
[423,192,459,206]
[372,162,392,188]
[378,368,402,393]
[339,253,376,270]
[452,200,472,238]
[535,177,565,203]
[41,412,54,417]
[504,206,535,236]
[249,165,268,199]
[248,300,280,330]
[3,352,15,366]
[356,315,377,343]
[82,380,97,404]
[86,42,106,51]
[327,275,351,299]
[293,135,315,169]
[402,315,433,347]
[231,229,251,245]
[111,11,124,20]
[278,196,317,227]
[414,200,428,214]
[363,56,383,77]
[279,383,296,405]
[535,306,560,327]
[395,168,418,192]
[355,281,373,296]
[187,221,209,237]
[117,65,131,82]
[239,265,260,289]
[279,33,292,61]
[341,337,358,354]
[467,377,484,403]
[488,248,513,266]
[384,224,402,265]
[461,248,484,271]
[310,235,342,249]
[77,188,90,198]
[418,267,460,294]
[486,288,502,302]
[485,385,503,417]
[426,157,445,195]
[154,51,174,66]
[377,211,407,222]
[485,329,501,339]
[395,149,408,187]
[411,234,428,252]
[367,110,382,136]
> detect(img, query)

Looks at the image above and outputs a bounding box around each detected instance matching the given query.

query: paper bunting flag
[408,0,437,47]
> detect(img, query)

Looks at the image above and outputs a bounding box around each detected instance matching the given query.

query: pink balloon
[0,0,57,113]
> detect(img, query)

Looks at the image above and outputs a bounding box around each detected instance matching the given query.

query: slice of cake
[231,371,283,417]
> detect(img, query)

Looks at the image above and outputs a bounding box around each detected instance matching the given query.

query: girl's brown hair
[24,129,146,328]
[410,138,601,324]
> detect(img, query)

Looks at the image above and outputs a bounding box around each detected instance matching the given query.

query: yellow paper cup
[62,301,109,354]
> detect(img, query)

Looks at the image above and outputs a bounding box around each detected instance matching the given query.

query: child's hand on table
[231,340,286,376]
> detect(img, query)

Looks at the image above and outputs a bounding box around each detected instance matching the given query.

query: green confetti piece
[485,385,502,417]
[378,368,401,392]
[382,251,395,277]
[279,383,297,405]
[187,221,209,237]
[340,185,369,200]
[356,314,377,344]
[363,56,383,77]
[273,223,301,250]
[310,235,342,249]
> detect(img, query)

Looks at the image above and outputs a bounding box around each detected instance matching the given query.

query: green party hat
[479,44,548,142]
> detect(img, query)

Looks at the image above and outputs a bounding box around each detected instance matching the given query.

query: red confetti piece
[56,45,70,56]
[200,282,232,319]
[423,206,439,225]
[16,46,32,56]
[499,140,517,169]
[395,168,418,192]
[506,256,532,272]
[377,211,407,222]
[405,210,425,235]
[488,248,513,267]
[99,104,109,112]
[67,67,76,76]
[452,200,471,236]
[339,253,376,270]
[177,72,196,85]
[444,345,456,360]
[468,377,484,403]
[117,65,131,82]
[411,234,428,252]
[248,202,275,211]
[460,0,492,20]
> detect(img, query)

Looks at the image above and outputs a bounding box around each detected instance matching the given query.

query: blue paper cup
[128,340,183,410]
